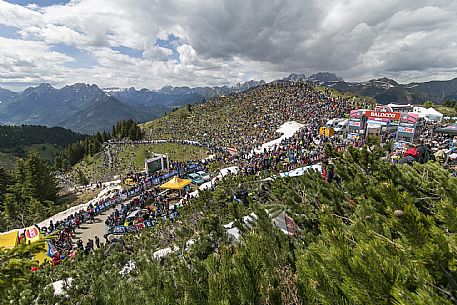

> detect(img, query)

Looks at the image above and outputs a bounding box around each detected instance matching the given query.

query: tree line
[444,100,457,111]
[0,151,57,231]
[0,125,86,157]
[112,119,144,141]
[55,120,144,171]
[54,131,110,171]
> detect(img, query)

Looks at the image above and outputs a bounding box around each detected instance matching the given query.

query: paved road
[72,204,119,245]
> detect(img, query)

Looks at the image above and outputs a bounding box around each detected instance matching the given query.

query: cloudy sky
[1,0,457,90]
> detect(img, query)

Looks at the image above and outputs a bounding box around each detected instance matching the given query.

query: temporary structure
[412,107,443,122]
[0,231,19,249]
[159,176,191,190]
[425,107,444,122]
[0,230,54,264]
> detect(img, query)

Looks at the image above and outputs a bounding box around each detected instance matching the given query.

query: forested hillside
[0,125,86,156]
[0,151,58,231]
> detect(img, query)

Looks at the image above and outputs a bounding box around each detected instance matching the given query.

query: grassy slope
[116,142,208,166]
[26,143,61,161]
[69,152,105,183]
[0,152,16,171]
[434,105,457,117]
[315,85,377,104]
[0,143,61,171]
[68,143,208,183]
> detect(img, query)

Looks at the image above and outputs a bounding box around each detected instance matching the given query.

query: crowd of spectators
[32,80,457,268]
[147,82,371,150]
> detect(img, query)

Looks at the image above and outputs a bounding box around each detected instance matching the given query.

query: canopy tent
[159,176,191,190]
[412,107,443,122]
[425,107,444,122]
[435,124,457,135]
[34,240,56,264]
[0,231,18,249]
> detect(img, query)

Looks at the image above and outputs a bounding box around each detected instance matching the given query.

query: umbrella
[434,125,457,135]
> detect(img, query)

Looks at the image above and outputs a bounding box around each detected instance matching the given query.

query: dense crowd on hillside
[4,80,457,305]
[147,82,371,150]
[145,81,457,177]
[145,82,371,176]
[229,84,362,173]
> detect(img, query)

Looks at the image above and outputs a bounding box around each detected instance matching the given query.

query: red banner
[399,113,419,125]
[365,110,401,120]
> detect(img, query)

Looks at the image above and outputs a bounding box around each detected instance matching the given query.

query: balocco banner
[365,110,401,120]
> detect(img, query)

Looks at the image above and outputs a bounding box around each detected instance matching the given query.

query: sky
[1,0,457,90]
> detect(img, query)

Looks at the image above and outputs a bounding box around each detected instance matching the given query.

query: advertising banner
[399,113,419,127]
[227,148,238,156]
[134,223,145,231]
[393,141,411,151]
[397,113,419,135]
[375,105,394,112]
[396,112,420,142]
[349,110,365,130]
[397,126,414,134]
[365,110,401,120]
[25,226,41,243]
[110,221,151,235]
[350,109,363,119]
[112,226,128,234]
[127,225,137,233]
[144,220,154,227]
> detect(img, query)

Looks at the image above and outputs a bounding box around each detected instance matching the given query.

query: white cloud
[0,0,457,90]
[0,36,73,84]
[0,1,42,27]
[143,45,173,61]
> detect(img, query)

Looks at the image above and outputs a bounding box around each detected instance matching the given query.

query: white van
[334,119,349,133]
[325,118,345,129]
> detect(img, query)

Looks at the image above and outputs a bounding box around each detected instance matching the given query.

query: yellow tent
[0,231,19,249]
[159,176,192,190]
[34,241,55,265]
[0,228,54,264]
[34,251,51,264]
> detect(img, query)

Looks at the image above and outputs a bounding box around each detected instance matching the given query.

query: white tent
[412,107,443,122]
[425,107,443,122]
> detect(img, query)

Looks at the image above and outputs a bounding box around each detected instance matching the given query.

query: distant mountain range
[0,83,160,134]
[0,80,265,134]
[105,79,266,105]
[0,73,456,134]
[304,73,457,105]
[278,72,344,83]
